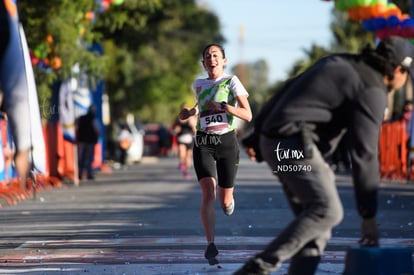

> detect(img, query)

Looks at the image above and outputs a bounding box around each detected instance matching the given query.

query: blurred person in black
[238,36,414,275]
[77,105,100,180]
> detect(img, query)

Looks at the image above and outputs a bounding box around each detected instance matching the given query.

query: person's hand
[359,217,379,247]
[244,146,257,161]
[206,101,222,111]
[241,132,263,162]
[179,108,191,120]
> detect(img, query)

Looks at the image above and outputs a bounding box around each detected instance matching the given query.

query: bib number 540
[205,114,223,125]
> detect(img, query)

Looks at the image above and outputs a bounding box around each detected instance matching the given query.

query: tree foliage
[17,0,410,125]
[17,0,223,124]
[95,0,223,123]
[18,0,102,116]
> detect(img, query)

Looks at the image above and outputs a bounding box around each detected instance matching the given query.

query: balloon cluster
[30,35,61,71]
[30,0,124,71]
[333,0,414,39]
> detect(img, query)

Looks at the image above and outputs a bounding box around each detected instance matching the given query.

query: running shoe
[223,199,235,216]
[183,171,191,180]
[179,163,186,171]
[204,242,219,265]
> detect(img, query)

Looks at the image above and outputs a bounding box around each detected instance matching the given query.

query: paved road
[0,153,413,274]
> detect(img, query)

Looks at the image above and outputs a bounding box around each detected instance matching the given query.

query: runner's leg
[199,176,217,243]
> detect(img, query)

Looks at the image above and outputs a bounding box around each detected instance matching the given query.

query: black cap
[376,36,414,71]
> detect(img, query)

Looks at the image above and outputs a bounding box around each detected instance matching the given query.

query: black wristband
[220,101,227,110]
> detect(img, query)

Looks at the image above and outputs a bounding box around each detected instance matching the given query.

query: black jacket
[258,53,387,219]
[77,113,99,144]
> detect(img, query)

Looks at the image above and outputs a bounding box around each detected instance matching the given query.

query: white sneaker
[223,199,235,216]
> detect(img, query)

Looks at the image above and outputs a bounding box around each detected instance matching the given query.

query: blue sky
[198,0,335,83]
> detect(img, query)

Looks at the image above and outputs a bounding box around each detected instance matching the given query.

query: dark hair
[202,43,226,60]
[361,44,396,80]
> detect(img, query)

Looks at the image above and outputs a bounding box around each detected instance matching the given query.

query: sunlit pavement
[0,155,412,274]
[0,236,346,274]
[0,236,413,274]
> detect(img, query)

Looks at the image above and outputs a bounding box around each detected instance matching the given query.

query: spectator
[117,123,132,168]
[239,36,414,275]
[172,103,197,180]
[158,125,171,157]
[77,105,100,180]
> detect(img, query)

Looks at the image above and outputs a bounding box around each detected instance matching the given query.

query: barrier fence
[379,119,414,183]
[0,117,411,207]
[0,120,109,207]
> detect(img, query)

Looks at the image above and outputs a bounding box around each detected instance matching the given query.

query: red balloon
[31,56,40,65]
[102,0,110,11]
[376,28,391,39]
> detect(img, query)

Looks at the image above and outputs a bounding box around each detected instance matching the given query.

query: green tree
[287,44,330,79]
[329,10,375,53]
[94,0,223,123]
[17,0,223,124]
[18,0,102,118]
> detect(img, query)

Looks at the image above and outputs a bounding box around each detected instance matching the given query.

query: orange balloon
[46,34,53,44]
[384,7,401,18]
[348,8,359,21]
[85,11,94,21]
[52,57,62,70]
[360,6,374,20]
[372,3,388,17]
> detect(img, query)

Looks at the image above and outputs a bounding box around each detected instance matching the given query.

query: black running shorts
[193,130,239,188]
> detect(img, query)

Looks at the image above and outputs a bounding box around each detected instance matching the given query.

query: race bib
[200,112,228,133]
